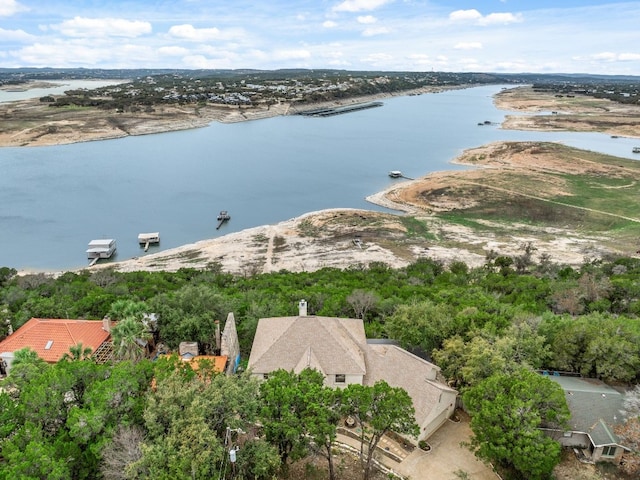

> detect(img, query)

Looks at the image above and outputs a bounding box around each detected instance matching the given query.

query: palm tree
[110,317,148,362]
[61,343,93,361]
[108,299,149,322]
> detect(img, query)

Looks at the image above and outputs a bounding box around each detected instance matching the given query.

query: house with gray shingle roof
[247,300,457,442]
[542,375,631,464]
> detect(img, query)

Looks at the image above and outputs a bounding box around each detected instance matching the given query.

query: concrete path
[338,416,499,480]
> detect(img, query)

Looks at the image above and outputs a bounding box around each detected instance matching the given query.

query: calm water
[1,85,638,271]
[0,80,127,103]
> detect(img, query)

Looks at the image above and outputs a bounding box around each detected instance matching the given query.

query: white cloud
[167,24,243,42]
[362,52,392,63]
[478,12,522,26]
[52,17,152,38]
[157,46,190,56]
[182,54,233,69]
[323,20,338,28]
[0,0,28,16]
[454,42,482,50]
[333,0,390,13]
[449,9,482,22]
[272,49,311,61]
[357,15,377,24]
[449,9,522,26]
[619,53,640,61]
[588,52,640,62]
[362,26,389,36]
[0,27,33,41]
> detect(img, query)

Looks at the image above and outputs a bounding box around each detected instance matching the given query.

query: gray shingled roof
[247,316,367,375]
[547,375,628,448]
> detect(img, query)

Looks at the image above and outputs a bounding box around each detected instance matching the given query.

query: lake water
[0,80,127,103]
[1,85,638,271]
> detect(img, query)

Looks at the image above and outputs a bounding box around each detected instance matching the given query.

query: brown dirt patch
[494,86,640,138]
[283,451,388,480]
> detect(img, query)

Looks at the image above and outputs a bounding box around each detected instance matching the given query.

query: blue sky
[1,0,639,74]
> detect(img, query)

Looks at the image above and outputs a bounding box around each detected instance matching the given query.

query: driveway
[388,415,498,480]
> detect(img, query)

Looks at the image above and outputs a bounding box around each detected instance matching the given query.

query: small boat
[389,171,403,178]
[86,239,116,259]
[633,147,640,153]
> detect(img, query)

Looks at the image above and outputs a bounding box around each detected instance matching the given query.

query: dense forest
[1,253,640,479]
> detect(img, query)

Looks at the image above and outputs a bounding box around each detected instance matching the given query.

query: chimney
[215,320,221,353]
[298,299,308,317]
[102,315,112,333]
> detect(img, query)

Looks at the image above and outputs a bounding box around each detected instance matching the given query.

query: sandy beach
[9,84,640,276]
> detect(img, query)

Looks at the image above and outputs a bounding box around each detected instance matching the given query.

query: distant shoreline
[12,85,640,276]
[0,84,470,148]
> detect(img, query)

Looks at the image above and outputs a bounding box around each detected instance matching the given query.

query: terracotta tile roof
[0,318,111,363]
[182,355,228,374]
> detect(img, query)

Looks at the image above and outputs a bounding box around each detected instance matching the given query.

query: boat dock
[298,101,383,117]
[216,211,230,230]
[86,239,116,266]
[389,170,414,180]
[138,232,160,252]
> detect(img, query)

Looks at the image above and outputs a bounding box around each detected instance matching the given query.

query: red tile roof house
[0,317,113,373]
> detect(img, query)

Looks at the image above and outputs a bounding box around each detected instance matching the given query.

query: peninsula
[3,70,640,275]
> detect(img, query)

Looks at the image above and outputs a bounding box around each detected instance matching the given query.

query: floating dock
[138,232,160,252]
[298,101,383,117]
[389,171,414,180]
[216,211,230,230]
[87,239,116,265]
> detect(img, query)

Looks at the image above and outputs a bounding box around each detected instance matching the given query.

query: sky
[1,0,639,75]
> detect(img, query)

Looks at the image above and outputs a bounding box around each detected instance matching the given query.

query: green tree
[463,368,569,480]
[258,369,325,469]
[61,342,93,361]
[384,300,456,355]
[342,380,419,480]
[235,439,281,480]
[306,383,343,480]
[111,316,148,362]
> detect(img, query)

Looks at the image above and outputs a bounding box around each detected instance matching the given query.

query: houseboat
[138,232,160,251]
[138,232,160,245]
[86,239,117,259]
[389,171,403,178]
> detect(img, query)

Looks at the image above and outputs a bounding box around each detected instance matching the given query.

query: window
[263,373,269,380]
[602,446,616,457]
[335,374,346,383]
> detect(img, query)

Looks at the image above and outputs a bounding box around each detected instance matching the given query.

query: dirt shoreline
[11,85,640,276]
[0,85,465,148]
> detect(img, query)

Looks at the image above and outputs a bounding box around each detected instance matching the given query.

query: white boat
[633,147,640,153]
[86,239,117,259]
[138,232,160,245]
[389,170,403,178]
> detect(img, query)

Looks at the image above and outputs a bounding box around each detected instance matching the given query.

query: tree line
[1,254,640,479]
